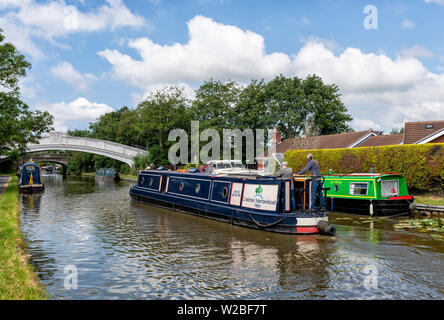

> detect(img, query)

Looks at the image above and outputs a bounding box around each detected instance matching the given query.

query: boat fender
[409,202,416,210]
[369,201,374,217]
[317,220,336,236]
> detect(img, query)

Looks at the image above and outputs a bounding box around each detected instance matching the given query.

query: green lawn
[0,176,47,300]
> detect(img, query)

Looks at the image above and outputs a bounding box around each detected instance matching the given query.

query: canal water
[19,175,443,299]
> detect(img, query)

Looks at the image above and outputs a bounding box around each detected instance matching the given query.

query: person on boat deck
[278,161,296,211]
[297,154,325,211]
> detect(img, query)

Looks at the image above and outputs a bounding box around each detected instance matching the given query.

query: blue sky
[1,0,444,132]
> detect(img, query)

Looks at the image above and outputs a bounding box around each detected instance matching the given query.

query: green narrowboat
[321,173,413,216]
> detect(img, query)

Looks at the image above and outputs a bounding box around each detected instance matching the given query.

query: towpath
[0,176,11,195]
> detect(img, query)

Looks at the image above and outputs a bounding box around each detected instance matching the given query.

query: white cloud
[0,0,147,58]
[301,17,310,25]
[51,61,97,91]
[98,15,292,87]
[401,19,415,29]
[98,15,444,132]
[400,45,433,59]
[424,0,444,5]
[37,97,114,131]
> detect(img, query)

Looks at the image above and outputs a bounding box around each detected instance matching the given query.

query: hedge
[285,143,444,191]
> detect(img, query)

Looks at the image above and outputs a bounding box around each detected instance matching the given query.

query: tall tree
[137,86,191,164]
[264,74,352,138]
[301,75,353,135]
[0,28,53,159]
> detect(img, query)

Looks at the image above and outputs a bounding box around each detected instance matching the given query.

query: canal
[19,175,443,299]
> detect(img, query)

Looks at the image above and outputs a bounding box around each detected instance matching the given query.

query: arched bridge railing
[26,132,148,167]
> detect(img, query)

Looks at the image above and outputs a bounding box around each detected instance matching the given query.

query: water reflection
[19,175,444,299]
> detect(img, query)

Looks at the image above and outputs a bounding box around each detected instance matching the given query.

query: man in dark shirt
[298,154,325,211]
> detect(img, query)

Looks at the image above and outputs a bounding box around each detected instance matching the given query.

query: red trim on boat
[388,195,413,200]
[296,226,319,234]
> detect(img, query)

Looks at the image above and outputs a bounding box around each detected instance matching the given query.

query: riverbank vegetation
[0,175,47,299]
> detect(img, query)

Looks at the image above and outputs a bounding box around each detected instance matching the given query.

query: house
[403,120,444,144]
[355,133,404,147]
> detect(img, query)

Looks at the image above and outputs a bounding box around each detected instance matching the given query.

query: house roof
[355,133,404,147]
[403,120,444,144]
[257,130,376,159]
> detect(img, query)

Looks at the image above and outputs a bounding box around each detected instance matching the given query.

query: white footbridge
[24,132,147,167]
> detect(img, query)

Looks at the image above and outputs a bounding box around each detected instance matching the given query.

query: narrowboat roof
[140,169,279,180]
[322,173,402,178]
[22,163,40,167]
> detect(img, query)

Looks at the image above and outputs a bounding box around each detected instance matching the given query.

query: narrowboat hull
[326,197,411,216]
[129,171,333,235]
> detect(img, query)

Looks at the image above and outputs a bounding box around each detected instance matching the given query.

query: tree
[191,79,241,130]
[137,86,191,164]
[265,74,353,139]
[265,75,307,139]
[390,127,404,135]
[301,75,353,135]
[0,28,53,159]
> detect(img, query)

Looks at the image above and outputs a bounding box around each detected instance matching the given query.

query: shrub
[285,143,444,191]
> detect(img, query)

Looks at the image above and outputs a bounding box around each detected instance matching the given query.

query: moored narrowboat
[129,169,336,235]
[95,167,120,182]
[18,163,45,193]
[321,173,413,216]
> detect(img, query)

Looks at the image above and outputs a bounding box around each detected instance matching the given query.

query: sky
[1,0,444,133]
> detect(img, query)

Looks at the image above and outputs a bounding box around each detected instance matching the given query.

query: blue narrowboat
[129,170,336,235]
[18,163,45,193]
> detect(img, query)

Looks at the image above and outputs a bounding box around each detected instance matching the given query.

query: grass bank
[414,194,444,206]
[0,175,47,300]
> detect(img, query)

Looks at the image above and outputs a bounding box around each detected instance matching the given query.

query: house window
[425,124,434,129]
[349,182,368,195]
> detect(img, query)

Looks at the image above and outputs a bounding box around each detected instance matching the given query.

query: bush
[285,143,444,191]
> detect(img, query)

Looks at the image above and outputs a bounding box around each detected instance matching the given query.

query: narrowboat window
[381,180,399,197]
[349,182,368,195]
[195,184,201,194]
[179,182,184,192]
[26,166,36,172]
[141,177,145,184]
[222,187,229,198]
[149,178,153,187]
[334,184,339,192]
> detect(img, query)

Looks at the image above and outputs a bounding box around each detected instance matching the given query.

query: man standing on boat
[297,154,325,211]
[278,161,296,210]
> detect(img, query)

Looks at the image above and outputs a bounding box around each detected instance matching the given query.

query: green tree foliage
[0,29,53,159]
[137,86,191,163]
[390,127,405,135]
